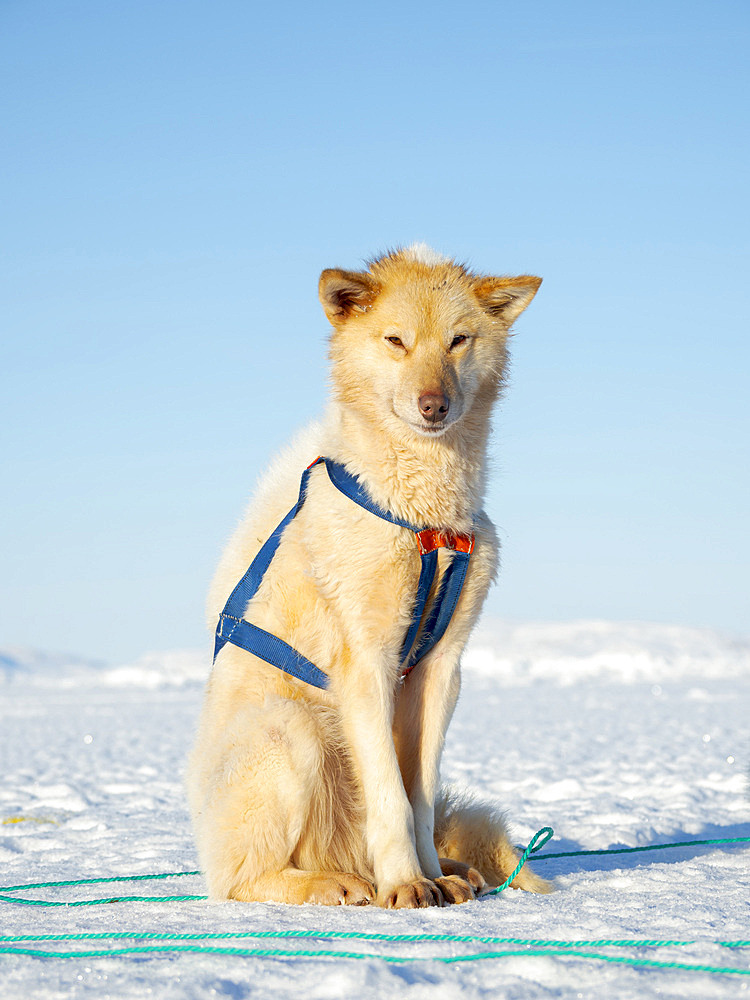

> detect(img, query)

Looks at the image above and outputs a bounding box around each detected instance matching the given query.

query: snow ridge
[2,620,747,688]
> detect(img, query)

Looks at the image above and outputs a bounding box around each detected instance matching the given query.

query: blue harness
[213,457,475,689]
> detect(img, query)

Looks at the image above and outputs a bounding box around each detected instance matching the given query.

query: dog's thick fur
[186,244,549,907]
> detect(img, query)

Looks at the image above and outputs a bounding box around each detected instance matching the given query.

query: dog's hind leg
[191,696,374,906]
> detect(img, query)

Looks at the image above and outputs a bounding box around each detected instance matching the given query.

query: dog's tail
[434,786,553,894]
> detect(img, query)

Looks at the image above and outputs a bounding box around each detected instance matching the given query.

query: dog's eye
[386,336,403,347]
[450,334,468,349]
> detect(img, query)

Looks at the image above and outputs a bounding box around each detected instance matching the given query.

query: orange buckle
[416,529,475,555]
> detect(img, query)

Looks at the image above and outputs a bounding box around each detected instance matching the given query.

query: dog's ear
[473,275,542,325]
[319,269,380,325]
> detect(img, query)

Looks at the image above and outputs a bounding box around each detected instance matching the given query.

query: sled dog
[186,244,549,907]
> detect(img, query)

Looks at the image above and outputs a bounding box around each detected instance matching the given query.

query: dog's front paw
[380,878,444,908]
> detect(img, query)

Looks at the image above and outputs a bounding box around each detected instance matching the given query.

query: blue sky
[2,0,748,662]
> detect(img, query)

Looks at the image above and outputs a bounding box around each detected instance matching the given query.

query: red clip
[399,662,417,682]
[416,529,475,555]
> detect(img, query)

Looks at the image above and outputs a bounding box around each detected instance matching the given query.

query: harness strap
[404,545,472,674]
[323,458,418,531]
[398,548,438,668]
[213,458,322,663]
[213,458,474,690]
[215,617,330,689]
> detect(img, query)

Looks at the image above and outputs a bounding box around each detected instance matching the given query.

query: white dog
[186,244,548,907]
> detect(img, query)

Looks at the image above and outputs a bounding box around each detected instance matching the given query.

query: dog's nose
[418,392,450,423]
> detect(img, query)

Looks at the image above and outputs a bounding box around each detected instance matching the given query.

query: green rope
[484,825,552,894]
[0,930,748,948]
[0,893,206,907]
[539,835,750,860]
[1,929,748,976]
[0,943,748,976]
[0,871,200,893]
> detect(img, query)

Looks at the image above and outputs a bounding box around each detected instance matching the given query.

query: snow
[402,243,452,267]
[1,620,748,998]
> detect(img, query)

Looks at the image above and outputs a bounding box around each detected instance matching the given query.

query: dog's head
[319,244,541,440]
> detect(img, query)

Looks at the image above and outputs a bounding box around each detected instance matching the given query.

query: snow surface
[1,619,748,999]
